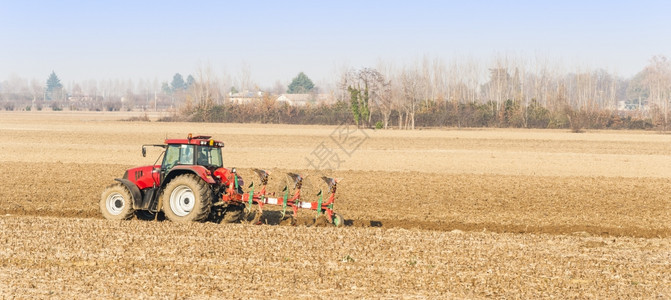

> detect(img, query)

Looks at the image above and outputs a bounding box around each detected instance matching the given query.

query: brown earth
[1,161,669,238]
[1,216,670,299]
[1,111,670,297]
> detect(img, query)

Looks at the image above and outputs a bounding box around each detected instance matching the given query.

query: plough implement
[99,134,344,227]
[221,169,343,226]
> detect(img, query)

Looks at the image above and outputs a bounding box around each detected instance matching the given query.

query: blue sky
[1,0,670,88]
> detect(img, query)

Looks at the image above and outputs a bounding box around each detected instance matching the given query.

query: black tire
[100,183,135,220]
[162,174,212,222]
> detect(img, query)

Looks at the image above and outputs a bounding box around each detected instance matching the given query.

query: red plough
[222,169,343,226]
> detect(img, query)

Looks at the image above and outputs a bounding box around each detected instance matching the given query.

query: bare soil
[1,216,669,298]
[1,111,670,298]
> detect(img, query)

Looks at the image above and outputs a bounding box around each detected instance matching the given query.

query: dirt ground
[0,111,670,298]
[1,216,669,298]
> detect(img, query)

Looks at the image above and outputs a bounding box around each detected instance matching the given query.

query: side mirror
[142,147,146,157]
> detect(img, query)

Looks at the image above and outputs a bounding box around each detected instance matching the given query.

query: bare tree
[644,55,671,129]
[376,76,393,129]
[375,61,397,129]
[29,79,43,105]
[400,65,427,130]
[238,61,255,94]
[272,80,285,96]
[187,66,223,121]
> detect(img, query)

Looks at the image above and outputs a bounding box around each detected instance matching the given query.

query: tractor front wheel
[100,183,135,220]
[162,174,212,222]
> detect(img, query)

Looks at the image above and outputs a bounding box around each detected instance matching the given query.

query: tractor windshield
[196,146,223,168]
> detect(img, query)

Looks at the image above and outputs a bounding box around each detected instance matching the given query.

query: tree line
[1,55,669,131]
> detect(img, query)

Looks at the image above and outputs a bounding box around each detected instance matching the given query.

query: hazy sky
[1,0,670,88]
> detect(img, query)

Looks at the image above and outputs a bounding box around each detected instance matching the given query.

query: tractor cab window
[179,145,194,164]
[163,144,194,169]
[196,146,223,168]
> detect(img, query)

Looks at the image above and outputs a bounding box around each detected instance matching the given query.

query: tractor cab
[131,134,230,189]
[158,135,224,167]
[162,142,224,171]
[159,134,228,183]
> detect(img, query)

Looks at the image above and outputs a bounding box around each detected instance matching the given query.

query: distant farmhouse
[228,91,333,106]
[617,99,648,111]
[228,91,264,105]
[276,93,332,106]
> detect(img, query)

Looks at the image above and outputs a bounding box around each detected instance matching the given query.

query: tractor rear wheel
[100,183,135,220]
[162,174,212,222]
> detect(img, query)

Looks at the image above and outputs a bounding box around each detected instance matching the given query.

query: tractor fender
[114,178,143,209]
[163,166,217,187]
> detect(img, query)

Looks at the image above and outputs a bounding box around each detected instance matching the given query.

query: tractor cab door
[161,144,195,179]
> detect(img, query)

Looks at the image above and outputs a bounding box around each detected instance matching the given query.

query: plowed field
[1,111,670,298]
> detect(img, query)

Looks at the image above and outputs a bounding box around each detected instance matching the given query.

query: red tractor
[100,134,344,226]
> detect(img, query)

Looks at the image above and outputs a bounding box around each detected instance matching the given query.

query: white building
[617,99,648,111]
[228,91,264,105]
[276,93,332,106]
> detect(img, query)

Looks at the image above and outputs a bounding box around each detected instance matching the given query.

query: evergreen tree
[46,71,63,92]
[161,82,172,94]
[287,72,315,94]
[186,75,195,89]
[348,86,361,126]
[171,73,186,91]
[45,71,63,100]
